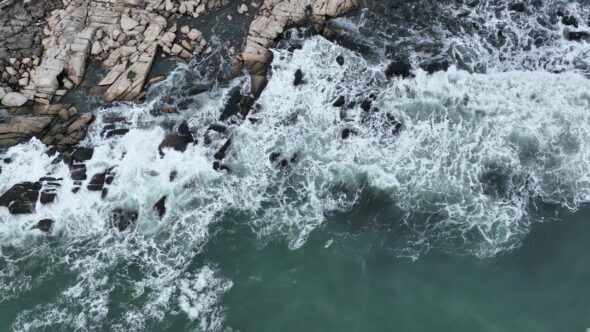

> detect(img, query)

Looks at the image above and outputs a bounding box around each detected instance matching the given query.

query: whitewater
[2,0,590,330]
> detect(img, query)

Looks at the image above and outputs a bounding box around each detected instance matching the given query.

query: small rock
[238,3,249,13]
[385,58,412,78]
[293,69,304,86]
[91,41,103,55]
[154,196,167,219]
[70,147,94,162]
[332,96,345,107]
[120,15,140,31]
[32,219,54,233]
[181,25,190,34]
[148,76,166,85]
[336,55,344,66]
[187,28,203,41]
[111,208,138,231]
[562,15,578,27]
[508,2,525,12]
[171,44,183,55]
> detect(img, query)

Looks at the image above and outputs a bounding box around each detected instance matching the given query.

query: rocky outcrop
[0,105,93,149]
[0,177,62,214]
[0,0,63,90]
[236,0,358,97]
[0,0,228,108]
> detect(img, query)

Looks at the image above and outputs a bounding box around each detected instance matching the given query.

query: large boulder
[0,182,42,214]
[1,92,28,107]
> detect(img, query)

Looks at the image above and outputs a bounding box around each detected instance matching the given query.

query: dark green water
[204,208,590,332]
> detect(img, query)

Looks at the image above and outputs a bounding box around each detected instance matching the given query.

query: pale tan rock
[6,67,17,76]
[2,92,28,107]
[91,41,103,55]
[171,44,183,55]
[0,88,6,100]
[181,40,192,50]
[121,15,140,31]
[148,76,166,84]
[99,61,128,86]
[187,28,202,41]
[180,49,193,59]
[238,3,248,13]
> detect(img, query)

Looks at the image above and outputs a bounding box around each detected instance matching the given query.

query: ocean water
[1,0,590,331]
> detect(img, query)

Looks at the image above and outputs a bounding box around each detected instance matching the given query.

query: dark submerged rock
[154,196,167,219]
[341,128,357,139]
[360,99,372,112]
[336,55,345,66]
[70,147,94,162]
[385,58,412,78]
[214,137,232,160]
[32,219,54,233]
[0,181,42,214]
[158,121,194,156]
[508,2,525,12]
[105,128,130,138]
[421,58,450,74]
[566,30,590,41]
[293,69,304,86]
[562,15,578,28]
[69,164,87,181]
[111,208,138,232]
[332,96,346,107]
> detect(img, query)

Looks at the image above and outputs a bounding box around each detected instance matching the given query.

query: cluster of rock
[0,176,62,214]
[0,104,93,148]
[0,0,234,150]
[0,0,235,109]
[0,0,63,90]
[206,0,358,170]
[236,0,358,98]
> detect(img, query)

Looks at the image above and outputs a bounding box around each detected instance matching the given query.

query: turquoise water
[2,207,588,331]
[210,207,590,332]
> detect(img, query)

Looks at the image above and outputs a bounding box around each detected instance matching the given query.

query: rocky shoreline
[0,0,359,224]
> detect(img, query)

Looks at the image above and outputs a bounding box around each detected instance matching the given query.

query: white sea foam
[2,25,590,330]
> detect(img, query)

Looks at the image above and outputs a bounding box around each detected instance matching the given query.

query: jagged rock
[238,3,248,13]
[237,0,358,96]
[32,219,54,233]
[120,15,140,31]
[1,92,27,107]
[187,28,203,41]
[158,121,194,155]
[508,2,525,12]
[0,181,42,214]
[385,58,412,78]
[333,95,345,107]
[293,69,304,86]
[111,208,138,231]
[154,196,166,218]
[70,147,94,162]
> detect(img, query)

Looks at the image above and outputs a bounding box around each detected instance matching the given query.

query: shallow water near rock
[2,1,590,331]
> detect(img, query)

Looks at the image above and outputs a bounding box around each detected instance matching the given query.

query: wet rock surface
[31,218,54,233]
[110,208,138,231]
[0,105,93,149]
